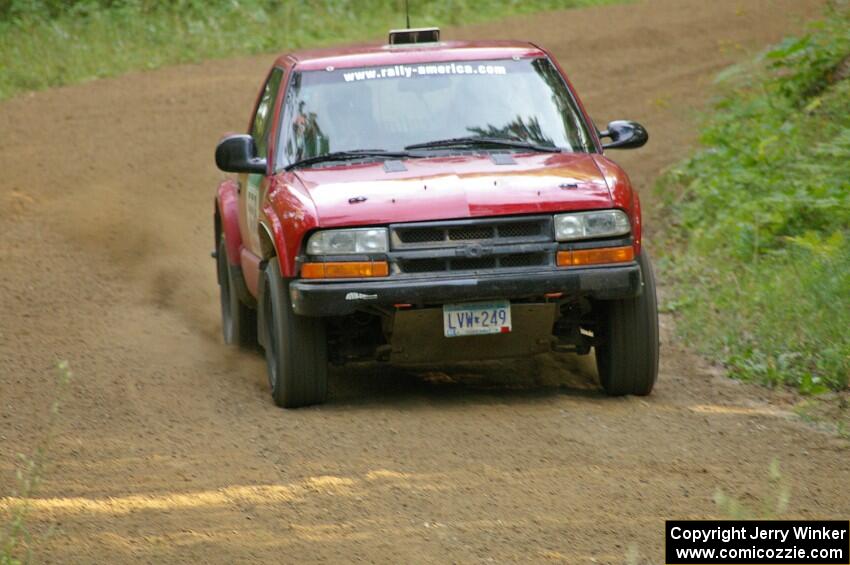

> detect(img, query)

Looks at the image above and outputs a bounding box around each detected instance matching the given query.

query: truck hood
[293,152,612,227]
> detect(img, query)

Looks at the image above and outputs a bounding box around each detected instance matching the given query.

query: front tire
[595,251,659,396]
[260,259,328,408]
[217,237,256,348]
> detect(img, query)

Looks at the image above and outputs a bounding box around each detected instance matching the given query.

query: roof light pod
[388,27,440,45]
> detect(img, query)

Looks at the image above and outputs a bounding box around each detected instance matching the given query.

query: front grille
[397,228,443,244]
[391,216,552,249]
[448,225,493,241]
[500,253,547,268]
[401,258,448,273]
[391,216,554,276]
[452,257,495,270]
[398,252,548,274]
[498,221,542,238]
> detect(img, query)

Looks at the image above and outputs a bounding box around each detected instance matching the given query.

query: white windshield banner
[342,62,508,82]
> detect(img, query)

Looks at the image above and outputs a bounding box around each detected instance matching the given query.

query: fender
[261,204,292,277]
[631,190,644,256]
[216,179,242,265]
[592,154,642,256]
[261,174,321,279]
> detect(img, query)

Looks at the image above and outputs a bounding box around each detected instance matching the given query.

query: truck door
[240,67,284,256]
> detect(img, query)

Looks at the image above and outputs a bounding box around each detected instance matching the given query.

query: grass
[0,0,626,101]
[714,459,791,519]
[1,361,72,565]
[657,1,850,393]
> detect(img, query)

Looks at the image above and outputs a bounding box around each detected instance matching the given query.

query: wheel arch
[260,204,296,277]
[259,221,277,261]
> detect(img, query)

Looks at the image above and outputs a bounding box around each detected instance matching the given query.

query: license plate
[443,300,512,338]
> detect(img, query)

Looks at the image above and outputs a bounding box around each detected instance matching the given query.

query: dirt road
[1,0,846,562]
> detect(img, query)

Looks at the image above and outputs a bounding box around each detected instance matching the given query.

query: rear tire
[217,237,256,348]
[260,259,328,408]
[595,251,659,396]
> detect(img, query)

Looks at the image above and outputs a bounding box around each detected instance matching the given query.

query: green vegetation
[714,459,791,519]
[1,362,72,565]
[658,3,850,392]
[0,0,624,100]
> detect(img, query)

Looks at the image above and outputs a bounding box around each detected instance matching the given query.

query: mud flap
[257,265,268,350]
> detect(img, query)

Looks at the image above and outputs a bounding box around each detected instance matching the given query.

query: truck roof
[278,40,546,71]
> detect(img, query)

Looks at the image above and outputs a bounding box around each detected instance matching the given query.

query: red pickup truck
[214,28,658,408]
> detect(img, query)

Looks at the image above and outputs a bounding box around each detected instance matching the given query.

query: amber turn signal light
[557,246,635,267]
[301,261,389,279]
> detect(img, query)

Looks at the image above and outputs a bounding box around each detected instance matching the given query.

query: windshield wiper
[405,136,561,153]
[285,149,412,171]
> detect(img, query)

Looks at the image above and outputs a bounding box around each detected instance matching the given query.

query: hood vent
[383,159,408,173]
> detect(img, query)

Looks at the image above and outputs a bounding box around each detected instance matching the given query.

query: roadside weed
[714,459,791,520]
[0,361,72,565]
[657,3,850,393]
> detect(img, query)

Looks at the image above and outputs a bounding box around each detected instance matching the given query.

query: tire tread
[596,251,659,396]
[262,259,328,408]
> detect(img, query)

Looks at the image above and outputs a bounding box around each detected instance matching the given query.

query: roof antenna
[405,0,411,28]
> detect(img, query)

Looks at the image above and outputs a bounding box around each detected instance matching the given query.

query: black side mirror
[215,134,267,174]
[598,121,648,150]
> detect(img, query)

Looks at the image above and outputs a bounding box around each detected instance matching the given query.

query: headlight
[553,210,630,241]
[306,228,389,255]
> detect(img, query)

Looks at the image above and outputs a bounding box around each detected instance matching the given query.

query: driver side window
[251,68,284,161]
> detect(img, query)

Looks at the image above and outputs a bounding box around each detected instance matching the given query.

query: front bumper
[289,263,642,317]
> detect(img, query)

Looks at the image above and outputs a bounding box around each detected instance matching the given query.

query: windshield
[277,57,595,168]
